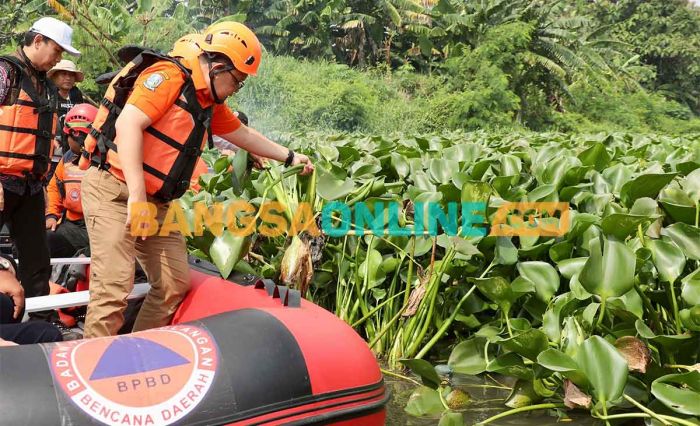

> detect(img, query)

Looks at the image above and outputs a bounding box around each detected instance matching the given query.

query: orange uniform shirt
[125,56,242,135]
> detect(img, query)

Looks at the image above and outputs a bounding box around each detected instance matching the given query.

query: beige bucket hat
[47,59,84,82]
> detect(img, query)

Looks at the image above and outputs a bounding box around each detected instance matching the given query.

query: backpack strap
[148,78,213,201]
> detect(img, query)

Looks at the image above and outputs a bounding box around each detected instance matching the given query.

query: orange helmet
[169,33,204,59]
[201,21,262,76]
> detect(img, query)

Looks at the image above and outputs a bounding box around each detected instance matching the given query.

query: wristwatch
[284,149,295,167]
[0,257,15,277]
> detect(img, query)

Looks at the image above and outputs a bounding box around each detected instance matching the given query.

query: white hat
[29,17,80,57]
[47,60,84,82]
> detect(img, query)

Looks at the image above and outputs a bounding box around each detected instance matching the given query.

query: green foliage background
[3,1,700,423]
[2,0,700,135]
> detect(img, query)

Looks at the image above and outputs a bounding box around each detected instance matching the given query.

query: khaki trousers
[81,167,190,338]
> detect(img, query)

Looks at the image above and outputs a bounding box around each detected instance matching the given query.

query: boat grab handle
[254,279,301,308]
[24,283,151,314]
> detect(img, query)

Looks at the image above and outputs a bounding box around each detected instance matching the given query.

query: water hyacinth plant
[182,130,700,425]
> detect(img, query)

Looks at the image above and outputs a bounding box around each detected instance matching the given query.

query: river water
[384,372,598,426]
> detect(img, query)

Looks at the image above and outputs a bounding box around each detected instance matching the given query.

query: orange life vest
[190,158,209,193]
[0,55,57,178]
[80,51,213,202]
[56,156,86,219]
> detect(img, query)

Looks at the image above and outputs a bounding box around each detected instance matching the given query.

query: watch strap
[0,255,17,277]
[284,149,295,167]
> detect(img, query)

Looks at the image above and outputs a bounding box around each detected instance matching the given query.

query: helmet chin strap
[207,60,229,104]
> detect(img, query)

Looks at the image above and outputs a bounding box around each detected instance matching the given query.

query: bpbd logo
[69,188,80,201]
[51,325,218,426]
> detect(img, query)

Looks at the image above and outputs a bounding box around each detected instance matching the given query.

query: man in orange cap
[80,24,314,337]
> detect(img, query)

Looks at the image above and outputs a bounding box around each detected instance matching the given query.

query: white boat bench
[22,257,151,317]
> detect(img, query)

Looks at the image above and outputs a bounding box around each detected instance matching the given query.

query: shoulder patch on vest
[143,72,167,91]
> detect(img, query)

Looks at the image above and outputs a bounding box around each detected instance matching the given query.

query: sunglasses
[226,69,246,90]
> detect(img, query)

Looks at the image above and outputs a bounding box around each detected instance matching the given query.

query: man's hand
[0,269,24,320]
[221,148,266,170]
[126,192,152,240]
[292,152,315,176]
[218,127,311,174]
[46,217,57,231]
[0,338,17,347]
[250,153,267,169]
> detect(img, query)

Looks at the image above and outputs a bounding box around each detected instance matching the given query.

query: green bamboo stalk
[623,394,671,426]
[351,289,408,328]
[504,311,514,338]
[403,238,417,308]
[368,308,407,350]
[594,297,607,333]
[382,256,406,347]
[665,364,700,371]
[477,403,566,425]
[667,280,682,334]
[400,239,420,349]
[634,282,663,332]
[405,248,456,358]
[593,412,697,426]
[335,236,350,317]
[380,368,421,386]
[415,284,477,359]
[403,238,439,349]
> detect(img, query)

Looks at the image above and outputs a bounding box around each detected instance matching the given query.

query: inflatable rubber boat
[0,258,389,425]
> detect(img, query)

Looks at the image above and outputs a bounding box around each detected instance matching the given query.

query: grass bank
[230,55,700,137]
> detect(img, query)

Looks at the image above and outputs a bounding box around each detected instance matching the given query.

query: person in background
[46,59,85,183]
[46,103,95,258]
[190,110,254,193]
[0,17,80,328]
[235,110,248,126]
[213,110,249,155]
[48,59,85,125]
[213,110,267,168]
[0,253,63,346]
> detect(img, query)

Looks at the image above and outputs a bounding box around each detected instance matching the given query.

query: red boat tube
[0,259,389,425]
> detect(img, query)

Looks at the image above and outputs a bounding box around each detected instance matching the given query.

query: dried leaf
[564,380,592,409]
[614,336,651,373]
[403,268,430,317]
[280,236,314,297]
[307,233,326,266]
[403,283,426,317]
[404,200,415,217]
